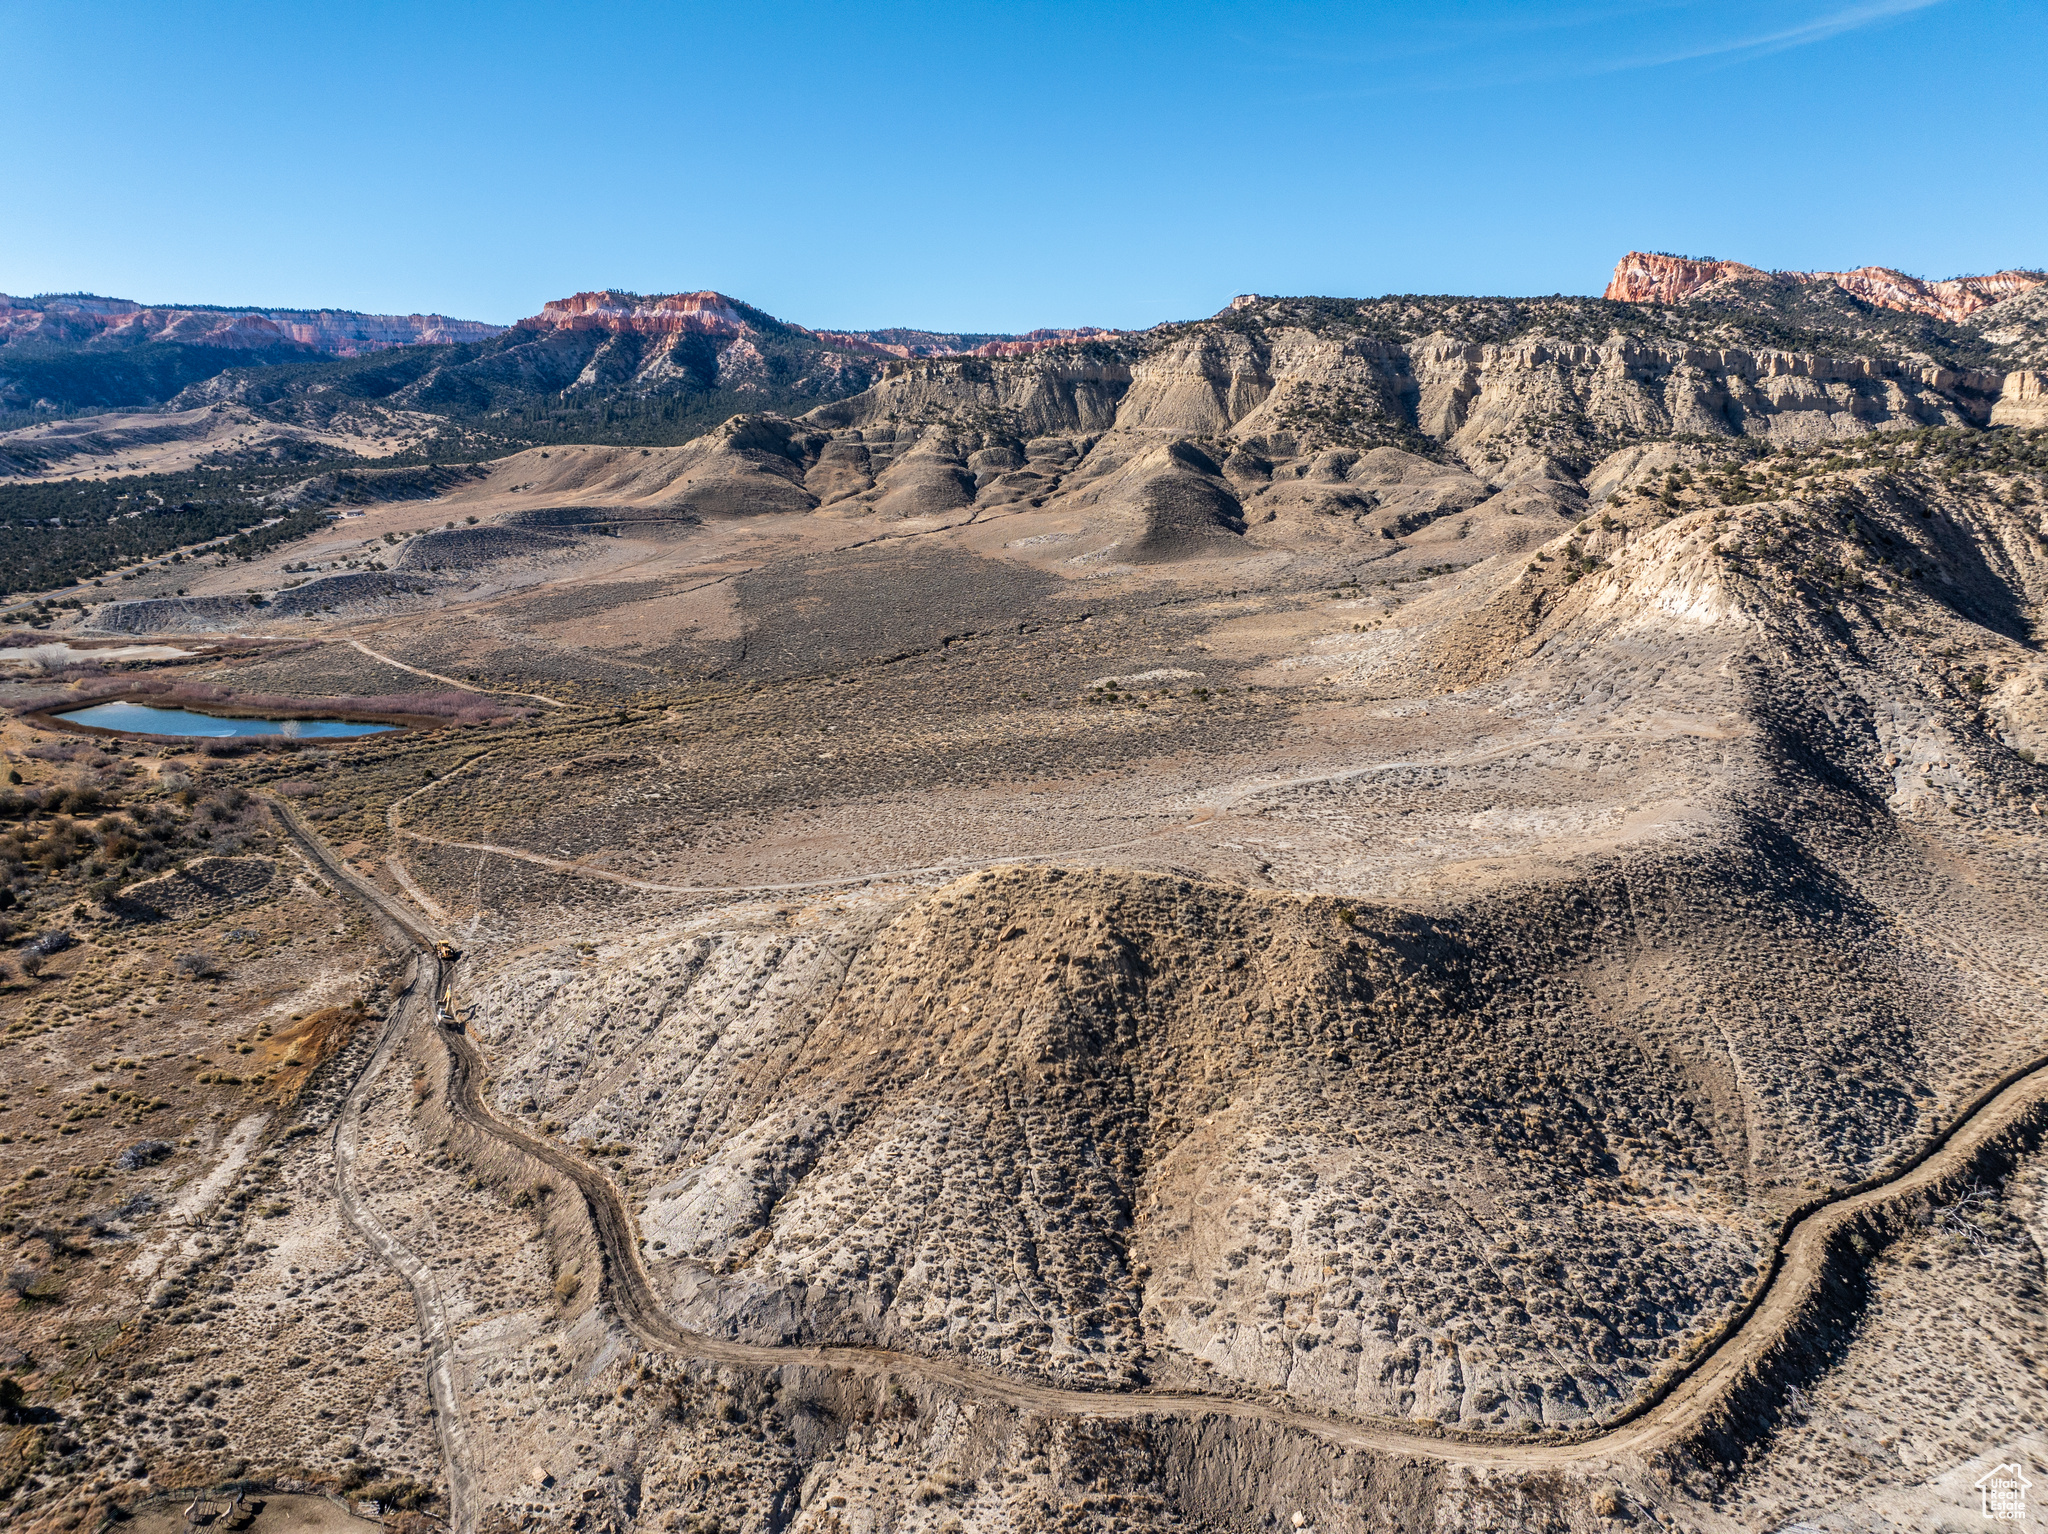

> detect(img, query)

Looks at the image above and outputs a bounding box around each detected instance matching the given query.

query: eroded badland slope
[4,269,2048,1534]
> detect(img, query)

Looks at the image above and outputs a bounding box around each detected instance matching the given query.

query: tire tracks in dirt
[329,947,477,1532]
[390,824,1206,898]
[340,636,567,709]
[435,1025,2048,1471]
[268,795,2048,1481]
[277,799,478,1531]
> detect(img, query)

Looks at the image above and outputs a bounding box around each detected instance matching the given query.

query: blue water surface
[57,701,396,739]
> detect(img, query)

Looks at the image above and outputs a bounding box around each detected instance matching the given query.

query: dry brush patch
[465,838,2003,1437]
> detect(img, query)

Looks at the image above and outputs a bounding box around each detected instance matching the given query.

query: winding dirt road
[268,796,2048,1486]
[341,636,567,709]
[315,879,477,1532]
[331,958,475,1531]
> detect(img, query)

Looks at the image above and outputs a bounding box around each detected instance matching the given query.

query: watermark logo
[1975,1463,2032,1523]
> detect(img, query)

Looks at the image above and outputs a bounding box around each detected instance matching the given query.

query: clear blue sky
[8,0,2043,333]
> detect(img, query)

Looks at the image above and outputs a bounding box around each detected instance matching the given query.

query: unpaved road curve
[278,801,477,1534]
[331,956,478,1531]
[393,823,1209,898]
[341,636,566,709]
[436,1030,2048,1471]
[270,797,2048,1475]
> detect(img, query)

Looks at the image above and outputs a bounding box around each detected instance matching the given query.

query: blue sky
[7,1,2042,332]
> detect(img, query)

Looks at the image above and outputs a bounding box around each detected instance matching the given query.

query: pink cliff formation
[521,290,1116,359]
[1604,252,2046,324]
[0,294,506,356]
[516,291,753,338]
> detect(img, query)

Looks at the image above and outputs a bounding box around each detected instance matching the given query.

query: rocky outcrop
[0,293,504,356]
[396,298,2039,576]
[3,285,1121,416]
[807,352,1135,437]
[480,290,877,404]
[817,322,2010,485]
[1989,369,2048,428]
[1603,253,1771,307]
[1409,336,2013,471]
[1061,323,2012,474]
[519,292,1119,357]
[1825,265,2044,322]
[1116,331,1275,434]
[484,306,2007,566]
[518,290,752,338]
[1603,251,2047,323]
[957,328,1118,358]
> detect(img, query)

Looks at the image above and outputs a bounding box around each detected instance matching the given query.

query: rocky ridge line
[0,293,505,356]
[1604,252,2047,323]
[522,287,1117,359]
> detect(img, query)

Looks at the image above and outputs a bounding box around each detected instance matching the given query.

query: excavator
[431,941,464,1027]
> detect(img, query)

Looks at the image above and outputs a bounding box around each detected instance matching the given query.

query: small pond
[55,701,397,739]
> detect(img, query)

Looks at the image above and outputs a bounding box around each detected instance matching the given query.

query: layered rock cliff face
[0,293,504,356]
[51,266,2042,461]
[809,308,2032,479]
[577,282,2048,594]
[518,290,755,337]
[1602,253,1773,307]
[1604,251,2047,324]
[1825,264,2045,320]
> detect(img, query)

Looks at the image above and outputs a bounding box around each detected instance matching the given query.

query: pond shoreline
[55,700,400,740]
[19,695,447,747]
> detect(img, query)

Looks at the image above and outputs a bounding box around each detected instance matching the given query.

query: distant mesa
[1,284,1123,374]
[515,290,755,338]
[0,292,506,357]
[515,288,1118,360]
[1605,250,2047,323]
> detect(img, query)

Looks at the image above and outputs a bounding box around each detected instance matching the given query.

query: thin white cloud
[1251,0,1953,101]
[1605,0,1950,71]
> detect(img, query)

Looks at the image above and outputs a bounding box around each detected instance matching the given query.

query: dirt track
[268,796,2048,1480]
[303,823,479,1533]
[340,636,567,709]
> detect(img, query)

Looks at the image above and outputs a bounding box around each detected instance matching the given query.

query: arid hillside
[1,267,2045,1534]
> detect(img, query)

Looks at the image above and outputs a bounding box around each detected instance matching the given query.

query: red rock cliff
[1603,253,1769,306]
[516,291,755,338]
[1604,251,2046,323]
[518,290,1119,360]
[0,294,505,355]
[1823,265,2045,322]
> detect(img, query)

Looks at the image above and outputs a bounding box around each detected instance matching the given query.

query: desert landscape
[0,252,2044,1534]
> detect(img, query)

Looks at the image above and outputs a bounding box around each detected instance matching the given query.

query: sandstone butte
[519,287,1116,359]
[0,292,506,356]
[1604,249,2047,323]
